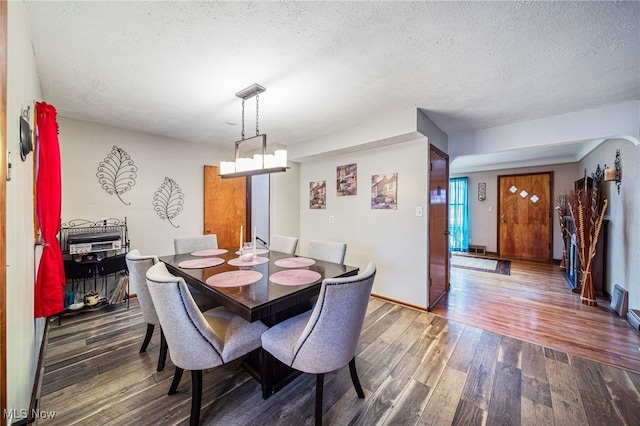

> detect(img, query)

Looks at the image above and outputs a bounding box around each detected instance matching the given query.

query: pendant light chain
[256,93,260,136]
[241,98,245,140]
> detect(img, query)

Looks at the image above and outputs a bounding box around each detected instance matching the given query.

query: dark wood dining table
[159,248,359,397]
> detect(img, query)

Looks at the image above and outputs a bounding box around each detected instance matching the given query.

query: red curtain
[34,102,65,317]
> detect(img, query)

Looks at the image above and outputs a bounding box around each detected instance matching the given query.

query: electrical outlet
[416,207,423,217]
[329,216,334,224]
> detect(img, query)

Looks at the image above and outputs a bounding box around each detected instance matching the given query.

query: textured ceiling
[24,1,640,157]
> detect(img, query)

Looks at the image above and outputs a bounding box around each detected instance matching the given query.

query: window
[449,177,469,251]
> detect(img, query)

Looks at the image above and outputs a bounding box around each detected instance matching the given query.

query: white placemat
[191,248,228,257]
[274,257,316,268]
[205,270,263,287]
[227,256,270,267]
[269,269,322,286]
[178,258,225,269]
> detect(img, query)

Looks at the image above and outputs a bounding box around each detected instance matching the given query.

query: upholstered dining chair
[269,235,299,255]
[307,240,347,264]
[261,263,376,425]
[125,249,169,371]
[146,262,268,426]
[173,234,218,254]
[173,235,219,311]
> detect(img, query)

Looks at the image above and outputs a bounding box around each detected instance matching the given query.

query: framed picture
[336,163,357,196]
[309,181,326,209]
[610,284,628,317]
[478,182,486,201]
[371,173,397,209]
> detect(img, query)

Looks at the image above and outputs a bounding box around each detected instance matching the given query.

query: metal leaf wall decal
[96,145,138,205]
[153,177,184,228]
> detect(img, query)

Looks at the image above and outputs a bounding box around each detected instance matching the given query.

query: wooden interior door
[203,165,248,249]
[498,172,553,261]
[428,145,449,309]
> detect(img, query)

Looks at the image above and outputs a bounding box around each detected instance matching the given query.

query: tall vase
[580,270,597,306]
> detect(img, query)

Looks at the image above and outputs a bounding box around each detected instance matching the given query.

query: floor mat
[451,254,511,275]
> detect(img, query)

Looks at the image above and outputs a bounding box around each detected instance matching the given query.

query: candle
[240,225,243,251]
[604,168,616,182]
[253,227,257,258]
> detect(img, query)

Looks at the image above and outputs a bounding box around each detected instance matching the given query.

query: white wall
[579,138,640,309]
[449,101,640,158]
[270,161,300,245]
[452,162,578,258]
[289,107,424,162]
[299,138,429,308]
[59,117,230,257]
[5,1,43,421]
[251,174,270,244]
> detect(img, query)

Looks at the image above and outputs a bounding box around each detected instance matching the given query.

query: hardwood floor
[38,260,640,425]
[433,257,640,374]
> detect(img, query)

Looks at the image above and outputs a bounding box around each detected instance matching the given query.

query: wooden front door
[428,145,449,309]
[498,172,553,261]
[203,165,248,249]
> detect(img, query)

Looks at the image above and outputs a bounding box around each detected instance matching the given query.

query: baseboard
[23,318,51,424]
[371,293,429,313]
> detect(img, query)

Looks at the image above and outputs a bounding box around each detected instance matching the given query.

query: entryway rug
[451,254,511,275]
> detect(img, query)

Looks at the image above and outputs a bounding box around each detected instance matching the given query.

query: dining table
[159,247,359,398]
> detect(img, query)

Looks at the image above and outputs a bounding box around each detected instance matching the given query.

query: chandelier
[219,83,288,178]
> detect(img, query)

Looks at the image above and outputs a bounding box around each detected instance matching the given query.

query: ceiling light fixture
[219,83,288,178]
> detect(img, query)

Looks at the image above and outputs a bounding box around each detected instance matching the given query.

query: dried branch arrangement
[555,194,572,271]
[568,176,608,306]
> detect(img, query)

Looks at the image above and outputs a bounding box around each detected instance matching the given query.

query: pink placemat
[270,269,322,286]
[234,248,269,256]
[227,256,270,267]
[274,257,316,268]
[191,248,228,257]
[205,270,263,288]
[178,258,225,269]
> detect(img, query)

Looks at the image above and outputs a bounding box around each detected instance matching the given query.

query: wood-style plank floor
[38,260,640,425]
[433,256,640,374]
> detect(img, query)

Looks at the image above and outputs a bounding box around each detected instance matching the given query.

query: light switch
[416,207,423,217]
[329,216,334,224]
[488,206,493,212]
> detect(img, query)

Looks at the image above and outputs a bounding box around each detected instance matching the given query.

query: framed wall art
[336,163,357,196]
[371,173,397,209]
[478,182,486,201]
[309,180,326,209]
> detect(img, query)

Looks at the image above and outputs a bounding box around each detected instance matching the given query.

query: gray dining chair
[307,240,347,264]
[146,261,267,426]
[125,249,169,371]
[173,234,218,254]
[269,235,299,255]
[261,263,376,425]
[173,235,219,311]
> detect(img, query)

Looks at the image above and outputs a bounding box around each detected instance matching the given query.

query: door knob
[205,228,211,233]
[500,214,505,224]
